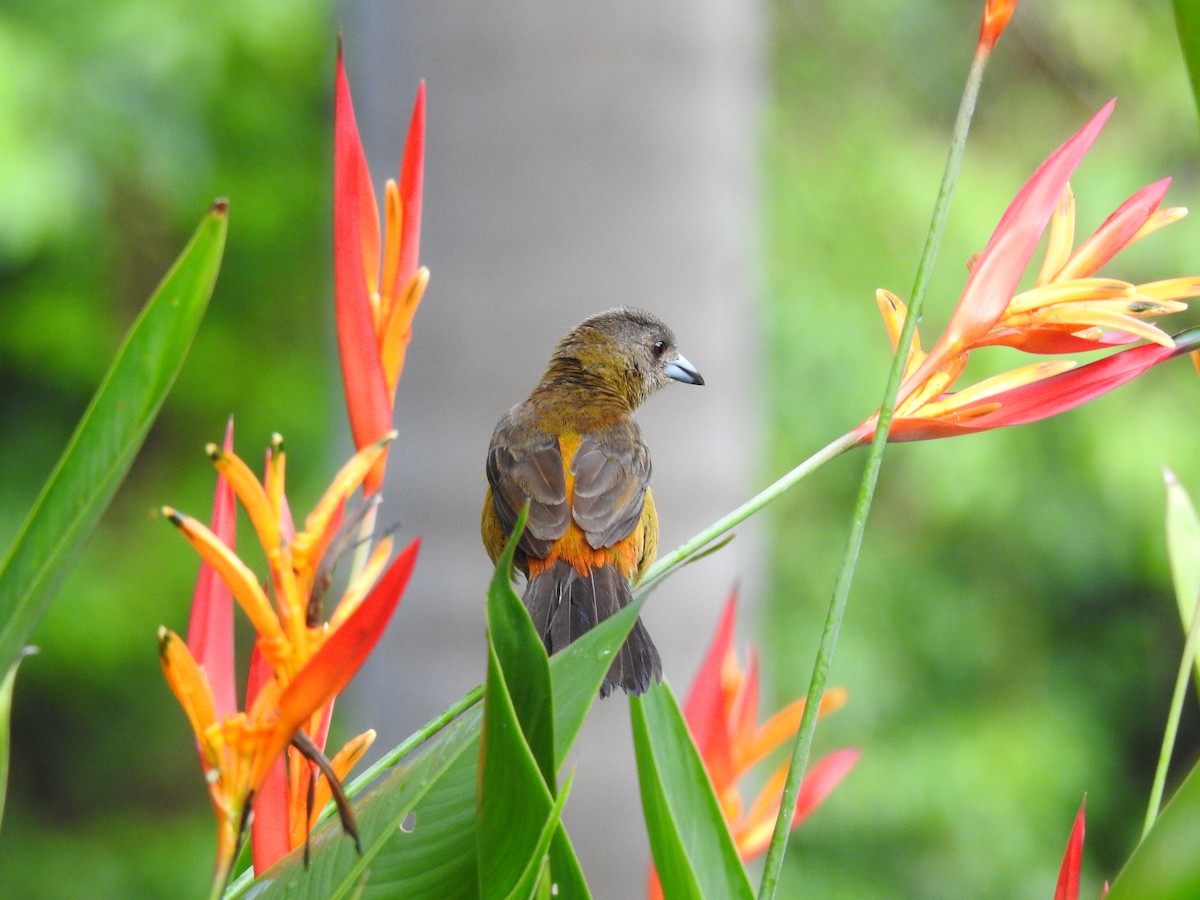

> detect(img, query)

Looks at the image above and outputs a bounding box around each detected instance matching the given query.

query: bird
[481,307,704,696]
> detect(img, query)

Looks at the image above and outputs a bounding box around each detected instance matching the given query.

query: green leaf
[477,625,578,897]
[479,513,588,898]
[0,203,228,674]
[486,507,555,790]
[631,683,754,900]
[236,705,483,899]
[0,647,36,832]
[1165,468,1200,689]
[1108,756,1200,899]
[504,771,575,900]
[550,591,648,764]
[1176,0,1200,131]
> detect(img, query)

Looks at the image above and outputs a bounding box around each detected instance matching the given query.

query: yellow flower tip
[205,442,221,461]
[375,429,400,448]
[822,686,850,713]
[271,433,285,453]
[157,626,173,654]
[162,506,186,527]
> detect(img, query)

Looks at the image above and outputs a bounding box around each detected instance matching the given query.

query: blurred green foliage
[0,2,332,896]
[3,0,1200,897]
[762,1,1200,897]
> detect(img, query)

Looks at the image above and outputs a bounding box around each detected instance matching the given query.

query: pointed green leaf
[631,683,754,900]
[0,647,36,832]
[487,507,555,789]
[234,705,482,899]
[0,203,228,674]
[504,771,576,900]
[477,633,561,897]
[1176,0,1200,131]
[1108,756,1200,898]
[551,592,648,764]
[1165,469,1200,689]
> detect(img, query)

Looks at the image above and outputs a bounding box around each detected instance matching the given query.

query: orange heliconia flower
[648,595,859,898]
[853,101,1200,444]
[162,431,419,883]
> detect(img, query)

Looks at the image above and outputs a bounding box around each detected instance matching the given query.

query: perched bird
[482,307,703,696]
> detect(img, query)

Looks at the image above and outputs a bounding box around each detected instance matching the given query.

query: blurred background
[1,1,1199,898]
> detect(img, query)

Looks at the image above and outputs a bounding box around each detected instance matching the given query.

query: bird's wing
[570,422,652,550]
[486,408,570,558]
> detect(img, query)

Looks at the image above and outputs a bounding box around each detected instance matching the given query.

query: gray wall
[340,2,764,893]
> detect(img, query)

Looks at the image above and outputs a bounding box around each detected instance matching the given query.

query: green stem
[342,684,484,802]
[641,431,861,587]
[756,44,992,899]
[1143,587,1200,837]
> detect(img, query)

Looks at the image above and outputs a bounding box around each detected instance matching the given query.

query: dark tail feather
[523,559,662,697]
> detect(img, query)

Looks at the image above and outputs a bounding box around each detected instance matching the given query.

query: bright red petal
[793,747,860,826]
[334,47,392,477]
[888,327,1200,441]
[262,538,420,776]
[972,327,1139,354]
[1053,799,1086,900]
[187,418,237,718]
[391,82,426,300]
[683,592,738,788]
[248,648,291,874]
[902,101,1115,400]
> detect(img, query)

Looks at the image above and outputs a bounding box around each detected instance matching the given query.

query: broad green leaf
[238,547,644,897]
[1107,756,1200,899]
[631,683,754,900]
[504,771,574,900]
[1165,469,1200,688]
[0,647,36,832]
[551,592,647,764]
[479,515,587,898]
[1176,0,1200,130]
[486,508,555,789]
[237,705,482,899]
[0,203,228,674]
[478,630,585,897]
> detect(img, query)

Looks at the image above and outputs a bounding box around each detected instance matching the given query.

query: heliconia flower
[978,0,1020,54]
[159,532,414,893]
[162,433,420,878]
[854,101,1200,444]
[648,594,859,898]
[334,46,428,495]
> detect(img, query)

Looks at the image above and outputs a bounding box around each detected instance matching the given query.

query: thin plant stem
[342,684,484,802]
[1143,587,1200,837]
[756,44,992,899]
[641,431,861,587]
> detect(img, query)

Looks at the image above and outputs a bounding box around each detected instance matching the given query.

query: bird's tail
[523,559,662,697]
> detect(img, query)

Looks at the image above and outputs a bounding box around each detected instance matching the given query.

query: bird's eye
[651,339,666,357]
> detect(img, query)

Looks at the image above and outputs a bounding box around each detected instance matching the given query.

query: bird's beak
[665,354,704,386]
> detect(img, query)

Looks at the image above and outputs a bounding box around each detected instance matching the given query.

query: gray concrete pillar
[340,2,764,893]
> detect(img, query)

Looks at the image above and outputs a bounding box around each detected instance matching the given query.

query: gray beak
[665,353,704,386]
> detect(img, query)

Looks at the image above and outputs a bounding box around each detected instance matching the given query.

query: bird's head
[549,307,704,410]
